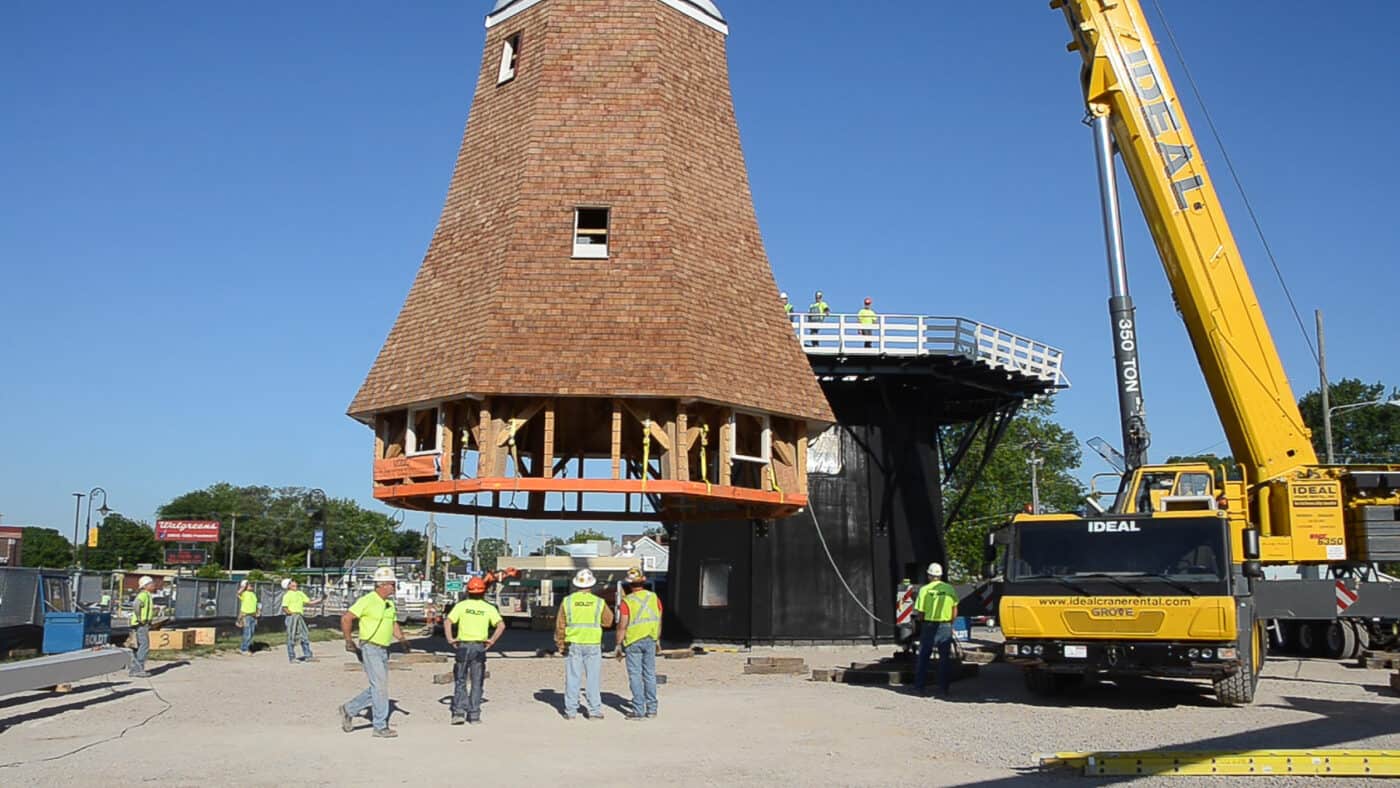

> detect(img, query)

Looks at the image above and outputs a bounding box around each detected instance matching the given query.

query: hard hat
[926,562,943,578]
[864,297,872,305]
[625,567,646,584]
[238,579,251,589]
[572,569,596,588]
[371,566,399,584]
[138,575,154,588]
[815,290,823,298]
[780,291,789,300]
[466,576,488,594]
[280,578,292,590]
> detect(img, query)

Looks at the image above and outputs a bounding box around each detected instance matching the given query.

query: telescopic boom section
[1053,0,1319,483]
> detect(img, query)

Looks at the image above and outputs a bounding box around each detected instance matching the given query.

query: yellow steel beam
[1044,751,1400,777]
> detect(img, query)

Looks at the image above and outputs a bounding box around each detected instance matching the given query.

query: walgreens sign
[155,519,221,543]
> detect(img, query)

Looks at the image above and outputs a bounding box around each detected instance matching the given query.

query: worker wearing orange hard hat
[444,575,506,725]
[858,297,878,349]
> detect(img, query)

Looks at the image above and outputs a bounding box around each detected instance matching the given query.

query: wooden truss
[371,396,810,522]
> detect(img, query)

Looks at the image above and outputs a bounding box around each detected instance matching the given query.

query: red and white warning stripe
[895,587,916,624]
[1336,580,1359,616]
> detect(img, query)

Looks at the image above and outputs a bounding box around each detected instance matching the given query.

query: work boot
[451,715,466,725]
[373,727,399,739]
[339,705,355,733]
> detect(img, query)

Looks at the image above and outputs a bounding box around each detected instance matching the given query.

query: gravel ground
[2,629,1397,786]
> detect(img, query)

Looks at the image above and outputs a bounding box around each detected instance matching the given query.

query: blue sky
[3,1,1397,553]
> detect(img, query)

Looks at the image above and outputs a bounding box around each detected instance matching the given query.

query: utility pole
[503,519,510,558]
[472,515,481,571]
[1027,442,1044,515]
[71,492,85,566]
[227,512,238,572]
[1318,309,1335,464]
[426,513,437,582]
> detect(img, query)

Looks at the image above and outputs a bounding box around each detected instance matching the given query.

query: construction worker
[806,290,829,346]
[858,297,877,348]
[280,578,323,663]
[913,562,958,696]
[444,576,506,725]
[236,580,261,655]
[781,291,794,316]
[554,569,614,720]
[615,567,662,720]
[128,576,156,678]
[339,566,409,738]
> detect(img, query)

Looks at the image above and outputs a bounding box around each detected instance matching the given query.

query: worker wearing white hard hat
[339,565,408,738]
[128,575,158,678]
[280,578,324,664]
[236,579,261,655]
[554,568,614,720]
[913,562,958,697]
[780,291,793,316]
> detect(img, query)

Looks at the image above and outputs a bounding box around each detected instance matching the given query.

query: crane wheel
[1324,620,1357,660]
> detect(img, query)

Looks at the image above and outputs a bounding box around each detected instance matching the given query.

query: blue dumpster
[42,612,113,654]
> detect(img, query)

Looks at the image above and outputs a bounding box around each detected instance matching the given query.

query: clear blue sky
[3,1,1397,553]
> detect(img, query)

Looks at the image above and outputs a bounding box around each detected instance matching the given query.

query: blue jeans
[285,615,312,661]
[240,617,257,653]
[624,638,658,717]
[564,643,602,718]
[130,625,149,675]
[345,643,391,730]
[452,643,487,720]
[914,622,953,693]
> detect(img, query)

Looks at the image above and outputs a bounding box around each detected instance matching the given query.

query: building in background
[0,527,23,567]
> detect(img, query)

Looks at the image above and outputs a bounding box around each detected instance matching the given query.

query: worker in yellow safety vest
[128,575,157,678]
[554,569,614,720]
[857,297,878,348]
[444,576,506,725]
[781,291,794,317]
[806,290,829,347]
[615,567,663,720]
[913,562,958,696]
[236,580,261,655]
[280,578,324,663]
[339,566,409,738]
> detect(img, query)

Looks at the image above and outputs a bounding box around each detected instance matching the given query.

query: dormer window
[573,208,610,259]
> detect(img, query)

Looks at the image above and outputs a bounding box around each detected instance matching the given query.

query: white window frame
[407,405,443,457]
[728,410,771,464]
[572,207,610,259]
[642,555,658,571]
[497,33,520,84]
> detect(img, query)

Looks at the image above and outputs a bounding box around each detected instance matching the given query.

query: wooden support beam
[676,411,690,482]
[496,399,545,447]
[374,416,386,461]
[718,410,733,487]
[464,402,483,451]
[665,414,680,481]
[542,399,556,478]
[611,400,622,480]
[477,400,495,479]
[796,421,809,495]
[440,403,456,482]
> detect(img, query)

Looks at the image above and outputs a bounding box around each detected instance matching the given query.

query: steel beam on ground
[0,647,130,697]
[1045,750,1400,777]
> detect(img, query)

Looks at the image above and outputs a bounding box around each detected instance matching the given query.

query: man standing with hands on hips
[338,567,409,738]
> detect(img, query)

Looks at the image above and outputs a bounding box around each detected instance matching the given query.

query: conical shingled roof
[349,0,831,426]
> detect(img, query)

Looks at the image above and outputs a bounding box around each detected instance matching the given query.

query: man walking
[913,562,958,696]
[444,576,506,725]
[858,297,878,348]
[280,578,322,663]
[554,569,613,720]
[615,567,662,720]
[236,580,260,655]
[128,575,156,678]
[339,567,409,738]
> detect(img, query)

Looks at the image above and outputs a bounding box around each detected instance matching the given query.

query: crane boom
[1053,0,1317,484]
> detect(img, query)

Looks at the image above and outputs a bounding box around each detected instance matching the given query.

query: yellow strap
[642,418,651,494]
[769,461,783,500]
[700,424,711,494]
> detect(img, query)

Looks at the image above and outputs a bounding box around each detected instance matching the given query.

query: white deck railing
[791,313,1068,386]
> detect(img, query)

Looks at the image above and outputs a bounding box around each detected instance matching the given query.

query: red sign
[156,519,221,543]
[165,548,208,566]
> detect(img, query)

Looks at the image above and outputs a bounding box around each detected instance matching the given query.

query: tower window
[498,33,521,84]
[573,208,610,259]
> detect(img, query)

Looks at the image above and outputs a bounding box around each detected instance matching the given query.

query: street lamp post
[1325,399,1400,464]
[82,487,113,570]
[71,492,85,567]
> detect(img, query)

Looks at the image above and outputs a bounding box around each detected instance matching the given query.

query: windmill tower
[348,0,832,522]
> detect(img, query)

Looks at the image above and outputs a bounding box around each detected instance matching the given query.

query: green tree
[20,527,73,568]
[1164,454,1241,481]
[194,564,227,580]
[941,399,1084,580]
[1298,378,1400,463]
[84,514,161,570]
[392,529,426,558]
[567,529,609,544]
[474,537,507,571]
[158,484,402,571]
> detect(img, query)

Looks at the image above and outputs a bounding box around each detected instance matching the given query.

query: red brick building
[0,527,22,567]
[350,0,831,522]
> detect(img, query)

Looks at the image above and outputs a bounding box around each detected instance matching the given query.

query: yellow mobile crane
[994,0,1400,705]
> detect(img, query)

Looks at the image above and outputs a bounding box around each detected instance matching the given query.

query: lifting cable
[0,672,173,769]
[1148,0,1319,364]
[806,506,889,625]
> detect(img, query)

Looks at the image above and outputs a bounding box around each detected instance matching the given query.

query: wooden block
[189,627,217,646]
[810,669,837,682]
[660,649,693,660]
[150,630,193,651]
[389,652,449,665]
[747,656,806,668]
[743,663,807,675]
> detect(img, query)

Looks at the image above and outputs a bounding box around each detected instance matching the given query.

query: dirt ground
[3,628,1399,787]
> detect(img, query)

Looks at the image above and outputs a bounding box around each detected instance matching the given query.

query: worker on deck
[781,291,794,317]
[913,562,958,697]
[237,580,261,655]
[444,576,506,725]
[280,578,323,663]
[615,567,662,720]
[128,575,156,678]
[555,569,614,720]
[807,290,829,346]
[858,297,877,348]
[339,567,409,738]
